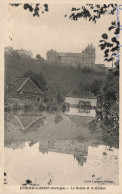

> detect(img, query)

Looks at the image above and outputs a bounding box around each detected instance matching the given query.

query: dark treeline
[79,62,119,148]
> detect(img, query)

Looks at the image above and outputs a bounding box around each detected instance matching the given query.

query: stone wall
[46,44,95,68]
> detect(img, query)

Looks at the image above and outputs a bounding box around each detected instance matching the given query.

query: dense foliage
[23,70,48,92]
[79,63,119,148]
[99,65,119,148]
[5,49,105,96]
[10,3,48,16]
[36,54,45,61]
[68,4,117,22]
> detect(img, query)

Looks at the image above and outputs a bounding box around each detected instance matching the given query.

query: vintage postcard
[0,0,122,193]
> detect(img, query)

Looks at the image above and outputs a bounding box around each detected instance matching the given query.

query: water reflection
[74,154,87,166]
[8,112,95,131]
[4,112,119,185]
[5,139,25,150]
[4,140,119,185]
[5,138,88,167]
[65,107,96,117]
[39,139,88,166]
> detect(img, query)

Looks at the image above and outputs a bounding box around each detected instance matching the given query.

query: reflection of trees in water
[74,154,87,166]
[39,140,55,154]
[4,139,25,149]
[39,141,48,154]
[55,115,63,124]
[29,141,37,147]
[5,138,88,167]
[38,139,88,160]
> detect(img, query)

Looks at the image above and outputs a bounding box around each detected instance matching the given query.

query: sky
[4,3,117,66]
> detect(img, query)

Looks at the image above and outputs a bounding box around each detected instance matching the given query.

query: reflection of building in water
[65,90,97,117]
[4,139,25,150]
[13,115,44,131]
[65,107,96,117]
[67,115,94,126]
[39,139,88,166]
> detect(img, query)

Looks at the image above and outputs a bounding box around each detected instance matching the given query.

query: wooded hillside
[5,50,106,95]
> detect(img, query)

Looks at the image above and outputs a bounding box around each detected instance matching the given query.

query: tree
[99,21,120,62]
[90,79,103,96]
[36,54,42,60]
[23,70,48,92]
[68,4,117,22]
[36,54,45,61]
[56,88,64,103]
[79,81,90,91]
[10,3,48,17]
[97,62,119,147]
[67,4,119,62]
[79,79,103,96]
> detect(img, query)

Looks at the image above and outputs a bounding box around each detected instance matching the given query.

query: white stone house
[65,90,97,107]
[65,90,97,117]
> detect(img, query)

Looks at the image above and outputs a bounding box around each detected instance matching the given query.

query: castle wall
[47,53,95,68]
[46,45,95,68]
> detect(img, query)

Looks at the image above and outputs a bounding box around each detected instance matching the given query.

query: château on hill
[46,44,95,68]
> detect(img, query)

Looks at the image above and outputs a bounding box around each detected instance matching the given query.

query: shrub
[47,104,58,113]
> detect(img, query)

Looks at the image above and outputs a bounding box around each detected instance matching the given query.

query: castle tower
[83,44,96,68]
[46,49,57,63]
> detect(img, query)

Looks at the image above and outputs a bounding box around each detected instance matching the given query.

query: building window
[79,101,91,108]
[79,108,90,113]
[85,109,90,113]
[85,102,91,106]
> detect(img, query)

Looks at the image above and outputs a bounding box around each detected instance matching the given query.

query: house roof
[66,90,96,99]
[9,78,44,96]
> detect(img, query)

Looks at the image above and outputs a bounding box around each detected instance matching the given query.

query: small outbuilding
[8,77,45,102]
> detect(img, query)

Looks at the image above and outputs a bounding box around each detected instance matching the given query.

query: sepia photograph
[2,1,121,192]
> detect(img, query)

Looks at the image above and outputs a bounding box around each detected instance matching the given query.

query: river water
[4,112,119,186]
